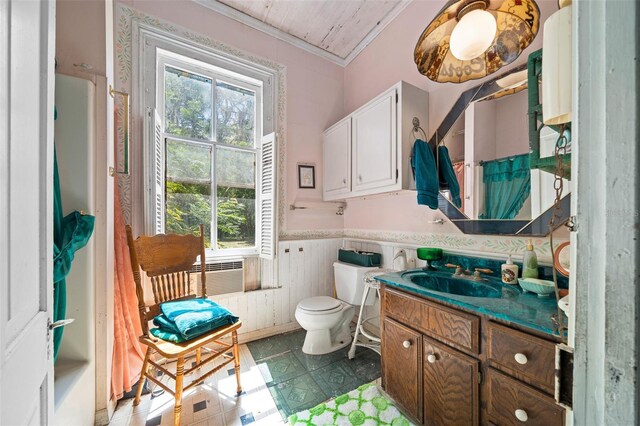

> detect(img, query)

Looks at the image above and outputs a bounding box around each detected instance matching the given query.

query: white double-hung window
[141,35,275,260]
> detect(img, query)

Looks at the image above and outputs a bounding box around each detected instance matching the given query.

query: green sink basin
[401,271,518,299]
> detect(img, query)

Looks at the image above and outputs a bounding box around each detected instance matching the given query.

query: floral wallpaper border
[115,5,288,234]
[279,229,345,241]
[281,228,568,263]
[344,228,567,263]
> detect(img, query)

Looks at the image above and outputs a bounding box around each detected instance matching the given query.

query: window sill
[203,250,258,264]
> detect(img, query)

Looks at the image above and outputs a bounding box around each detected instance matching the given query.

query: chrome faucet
[445,264,493,281]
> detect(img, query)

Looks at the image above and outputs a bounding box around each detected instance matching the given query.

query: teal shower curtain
[480,154,531,220]
[53,148,95,362]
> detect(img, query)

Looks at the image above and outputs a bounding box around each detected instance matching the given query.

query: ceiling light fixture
[449,4,497,61]
[414,0,541,84]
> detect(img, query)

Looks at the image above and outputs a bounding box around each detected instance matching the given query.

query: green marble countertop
[375,269,563,338]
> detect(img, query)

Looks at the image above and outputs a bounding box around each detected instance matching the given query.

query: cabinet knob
[358,175,362,181]
[402,340,411,349]
[514,353,528,365]
[514,409,528,422]
[427,354,437,363]
[342,178,346,184]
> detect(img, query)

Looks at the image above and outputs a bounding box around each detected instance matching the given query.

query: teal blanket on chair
[150,298,238,343]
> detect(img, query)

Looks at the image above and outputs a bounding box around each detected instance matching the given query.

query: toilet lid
[298,296,341,312]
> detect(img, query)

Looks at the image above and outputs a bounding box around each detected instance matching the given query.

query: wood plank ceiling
[215,0,406,61]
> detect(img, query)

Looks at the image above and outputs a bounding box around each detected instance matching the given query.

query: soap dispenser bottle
[522,239,539,279]
[501,255,519,284]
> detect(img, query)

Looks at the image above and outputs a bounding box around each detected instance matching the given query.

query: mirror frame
[429,64,571,236]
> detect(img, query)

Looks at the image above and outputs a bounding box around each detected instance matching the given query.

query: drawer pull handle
[514,353,528,365]
[427,354,437,363]
[402,340,412,349]
[514,409,528,422]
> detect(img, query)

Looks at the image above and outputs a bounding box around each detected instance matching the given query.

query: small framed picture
[298,165,315,189]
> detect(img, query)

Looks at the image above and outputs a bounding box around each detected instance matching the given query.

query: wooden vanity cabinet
[381,285,564,426]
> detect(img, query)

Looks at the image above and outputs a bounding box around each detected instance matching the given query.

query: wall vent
[191,261,243,273]
[191,261,244,296]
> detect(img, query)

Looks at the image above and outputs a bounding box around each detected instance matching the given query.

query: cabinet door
[352,88,397,192]
[382,318,422,422]
[424,337,479,426]
[322,116,351,199]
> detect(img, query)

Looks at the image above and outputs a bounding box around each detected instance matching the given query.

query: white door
[0,0,56,424]
[323,116,351,200]
[352,88,397,193]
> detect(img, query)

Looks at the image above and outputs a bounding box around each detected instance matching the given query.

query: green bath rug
[288,382,414,426]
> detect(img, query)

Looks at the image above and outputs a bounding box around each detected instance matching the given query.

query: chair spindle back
[125,224,207,337]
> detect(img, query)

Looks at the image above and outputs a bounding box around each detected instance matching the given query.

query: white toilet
[295,261,379,355]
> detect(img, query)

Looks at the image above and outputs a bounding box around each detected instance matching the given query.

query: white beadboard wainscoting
[207,237,438,344]
[209,239,342,343]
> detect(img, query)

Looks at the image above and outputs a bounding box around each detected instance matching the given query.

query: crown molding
[194,0,412,67]
[343,0,412,65]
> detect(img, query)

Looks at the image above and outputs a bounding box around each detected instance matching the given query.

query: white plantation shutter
[148,108,165,234]
[259,132,276,259]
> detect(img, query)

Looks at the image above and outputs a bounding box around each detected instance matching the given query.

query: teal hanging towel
[53,148,95,362]
[411,139,439,209]
[480,154,531,220]
[437,145,462,208]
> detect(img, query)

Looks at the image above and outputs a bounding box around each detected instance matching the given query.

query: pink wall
[118,0,346,232]
[343,0,558,233]
[494,90,529,157]
[56,0,107,78]
[471,100,497,162]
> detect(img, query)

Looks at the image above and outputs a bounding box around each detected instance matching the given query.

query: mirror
[431,64,571,236]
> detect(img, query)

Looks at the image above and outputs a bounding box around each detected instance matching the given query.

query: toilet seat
[297,296,343,314]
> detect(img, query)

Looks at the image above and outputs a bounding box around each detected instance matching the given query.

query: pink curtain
[453,162,465,211]
[111,180,146,400]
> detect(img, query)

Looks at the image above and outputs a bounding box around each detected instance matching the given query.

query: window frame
[157,53,262,257]
[137,25,276,261]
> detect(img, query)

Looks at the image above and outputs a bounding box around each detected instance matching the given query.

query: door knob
[514,409,528,422]
[514,353,528,365]
[427,354,437,363]
[402,340,411,348]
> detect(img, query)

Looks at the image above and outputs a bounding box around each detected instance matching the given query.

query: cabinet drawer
[487,368,564,426]
[383,288,421,326]
[421,300,480,354]
[487,322,556,394]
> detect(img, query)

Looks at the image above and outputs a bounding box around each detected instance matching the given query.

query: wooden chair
[125,224,242,426]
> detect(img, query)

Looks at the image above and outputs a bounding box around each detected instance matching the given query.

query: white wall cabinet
[323,116,352,198]
[322,81,428,201]
[352,88,397,192]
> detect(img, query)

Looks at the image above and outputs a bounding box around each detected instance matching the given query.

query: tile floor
[247,330,381,419]
[109,330,381,426]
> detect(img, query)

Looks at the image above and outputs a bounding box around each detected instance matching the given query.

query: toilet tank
[333,261,380,306]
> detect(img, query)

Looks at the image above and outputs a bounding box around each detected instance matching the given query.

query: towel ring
[411,117,427,141]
